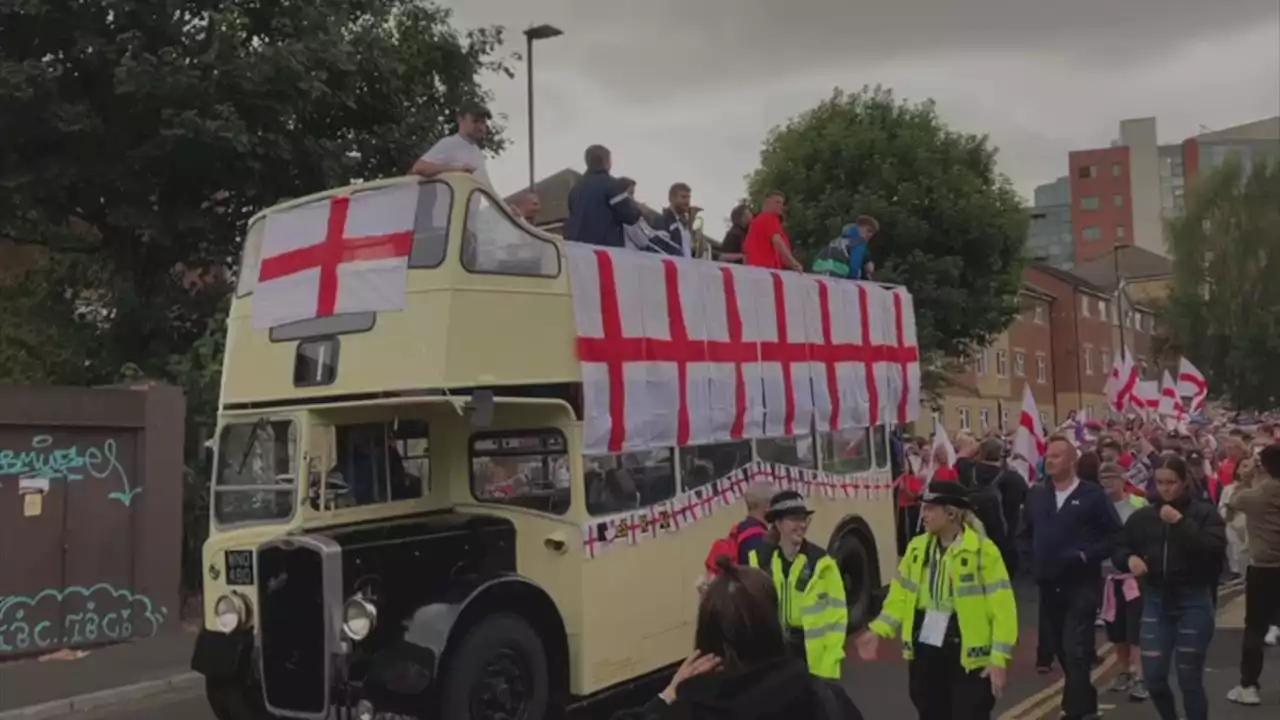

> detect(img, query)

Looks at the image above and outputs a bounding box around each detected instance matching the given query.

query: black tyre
[439,613,550,720]
[832,530,875,632]
[205,675,275,720]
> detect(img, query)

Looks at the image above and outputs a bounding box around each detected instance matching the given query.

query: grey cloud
[452,0,1280,94]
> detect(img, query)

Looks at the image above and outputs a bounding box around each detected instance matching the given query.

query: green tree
[1160,155,1280,410]
[0,0,512,384]
[745,87,1028,384]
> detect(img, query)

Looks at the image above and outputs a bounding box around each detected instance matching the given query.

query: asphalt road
[57,583,1277,720]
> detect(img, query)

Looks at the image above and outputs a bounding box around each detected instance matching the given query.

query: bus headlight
[342,596,377,641]
[214,594,249,633]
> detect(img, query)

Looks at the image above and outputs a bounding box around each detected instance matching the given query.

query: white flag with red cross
[1176,357,1208,413]
[251,183,421,330]
[567,245,921,456]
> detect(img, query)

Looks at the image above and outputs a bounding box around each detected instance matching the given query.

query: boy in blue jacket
[1019,435,1120,720]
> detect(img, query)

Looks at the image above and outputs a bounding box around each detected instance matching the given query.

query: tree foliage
[1160,155,1280,411]
[745,87,1028,382]
[0,0,512,385]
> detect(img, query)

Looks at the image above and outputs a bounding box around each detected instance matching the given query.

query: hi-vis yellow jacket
[748,541,848,679]
[870,527,1018,670]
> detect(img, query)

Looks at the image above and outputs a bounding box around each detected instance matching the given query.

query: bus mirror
[467,390,494,428]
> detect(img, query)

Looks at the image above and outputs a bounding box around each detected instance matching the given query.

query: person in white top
[409,102,492,188]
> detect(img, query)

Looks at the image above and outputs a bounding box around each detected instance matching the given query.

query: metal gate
[0,383,184,658]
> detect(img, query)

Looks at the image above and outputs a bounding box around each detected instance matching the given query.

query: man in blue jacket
[1019,435,1120,720]
[565,144,642,248]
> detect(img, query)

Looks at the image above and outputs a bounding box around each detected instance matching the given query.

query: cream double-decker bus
[190,173,921,720]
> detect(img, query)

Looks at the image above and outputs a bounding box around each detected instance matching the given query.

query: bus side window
[756,434,817,469]
[679,440,752,491]
[462,191,560,278]
[820,426,872,474]
[872,425,890,470]
[325,421,428,510]
[585,449,676,517]
[470,430,570,516]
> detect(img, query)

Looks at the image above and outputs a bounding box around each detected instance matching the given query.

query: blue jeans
[1140,585,1215,720]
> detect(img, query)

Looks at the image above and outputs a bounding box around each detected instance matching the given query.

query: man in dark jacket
[656,183,694,257]
[566,144,642,248]
[966,438,1024,576]
[1019,435,1120,720]
[1114,453,1225,720]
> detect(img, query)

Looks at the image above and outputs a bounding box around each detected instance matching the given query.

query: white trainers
[1227,685,1262,706]
[1265,625,1280,647]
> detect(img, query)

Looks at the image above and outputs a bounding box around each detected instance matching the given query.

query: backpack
[704,522,768,575]
[967,466,1008,543]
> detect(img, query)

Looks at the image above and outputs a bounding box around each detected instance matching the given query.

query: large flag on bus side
[567,245,921,455]
[251,183,420,329]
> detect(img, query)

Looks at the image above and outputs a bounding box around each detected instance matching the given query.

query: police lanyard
[927,539,953,610]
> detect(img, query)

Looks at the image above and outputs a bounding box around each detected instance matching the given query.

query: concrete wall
[1120,118,1164,258]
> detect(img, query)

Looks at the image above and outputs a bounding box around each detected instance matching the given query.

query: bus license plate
[225,550,255,586]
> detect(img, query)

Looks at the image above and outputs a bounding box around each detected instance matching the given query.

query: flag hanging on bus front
[251,183,419,329]
[567,245,921,455]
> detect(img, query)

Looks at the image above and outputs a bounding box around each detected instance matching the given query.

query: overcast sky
[441,0,1280,232]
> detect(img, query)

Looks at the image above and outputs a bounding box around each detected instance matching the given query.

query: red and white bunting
[577,460,896,560]
[568,246,921,455]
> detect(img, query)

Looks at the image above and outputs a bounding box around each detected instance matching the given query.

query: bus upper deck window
[294,338,339,387]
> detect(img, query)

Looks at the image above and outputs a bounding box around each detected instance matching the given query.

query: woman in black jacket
[1113,454,1226,720]
[612,557,862,720]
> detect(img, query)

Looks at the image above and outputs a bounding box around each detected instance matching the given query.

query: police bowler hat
[765,490,814,522]
[920,480,972,511]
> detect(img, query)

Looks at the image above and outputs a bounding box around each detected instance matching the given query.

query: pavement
[1,581,1275,720]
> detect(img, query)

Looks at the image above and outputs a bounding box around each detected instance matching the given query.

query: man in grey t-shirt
[409,102,492,188]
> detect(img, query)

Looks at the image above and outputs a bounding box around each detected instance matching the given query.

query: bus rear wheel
[440,613,550,720]
[832,529,875,631]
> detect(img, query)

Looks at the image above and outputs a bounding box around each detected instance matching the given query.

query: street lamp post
[524,23,564,190]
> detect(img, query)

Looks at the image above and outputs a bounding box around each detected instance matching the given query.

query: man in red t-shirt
[743,190,803,271]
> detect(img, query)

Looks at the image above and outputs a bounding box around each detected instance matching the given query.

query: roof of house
[1020,282,1056,300]
[1026,262,1112,297]
[1072,245,1173,289]
[1195,116,1280,143]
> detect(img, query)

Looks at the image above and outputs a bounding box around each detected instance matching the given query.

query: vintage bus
[190,173,921,720]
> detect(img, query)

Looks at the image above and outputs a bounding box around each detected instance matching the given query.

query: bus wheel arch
[826,515,883,632]
[440,577,570,712]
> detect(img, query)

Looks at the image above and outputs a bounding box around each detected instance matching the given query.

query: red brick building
[1068,146,1134,264]
[1023,264,1116,421]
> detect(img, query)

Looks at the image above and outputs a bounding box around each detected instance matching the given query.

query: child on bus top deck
[812,216,880,281]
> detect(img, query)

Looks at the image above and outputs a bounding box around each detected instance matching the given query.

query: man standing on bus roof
[565,144,642,247]
[409,101,492,188]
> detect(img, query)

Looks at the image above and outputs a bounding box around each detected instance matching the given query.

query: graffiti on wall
[0,435,140,506]
[0,584,168,655]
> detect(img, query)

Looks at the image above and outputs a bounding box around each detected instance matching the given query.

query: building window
[1085,404,1095,419]
[1034,304,1046,324]
[1116,225,1126,239]
[1001,408,1010,430]
[1078,164,1097,179]
[1036,356,1047,383]
[1125,311,1134,328]
[1014,351,1026,377]
[1084,345,1094,375]
[1082,226,1102,241]
[996,350,1009,378]
[979,408,991,430]
[1080,196,1100,210]
[1113,194,1124,207]
[1080,296,1091,317]
[1101,349,1111,372]
[1112,162,1123,177]
[1039,411,1049,426]
[958,407,972,431]
[975,349,989,376]
[1099,299,1108,318]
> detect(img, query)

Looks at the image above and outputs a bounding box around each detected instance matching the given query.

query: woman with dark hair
[612,557,862,720]
[1114,454,1226,720]
[716,203,752,263]
[1076,450,1101,484]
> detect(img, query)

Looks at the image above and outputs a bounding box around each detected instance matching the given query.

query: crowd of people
[410,104,881,279]
[413,103,1278,720]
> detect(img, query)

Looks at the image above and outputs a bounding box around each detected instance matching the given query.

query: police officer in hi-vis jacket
[747,491,849,680]
[856,481,1018,720]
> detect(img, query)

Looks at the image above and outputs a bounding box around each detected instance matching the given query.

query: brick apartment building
[935,261,1162,437]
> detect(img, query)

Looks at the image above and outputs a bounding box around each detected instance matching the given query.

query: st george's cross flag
[567,245,921,456]
[251,183,423,329]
